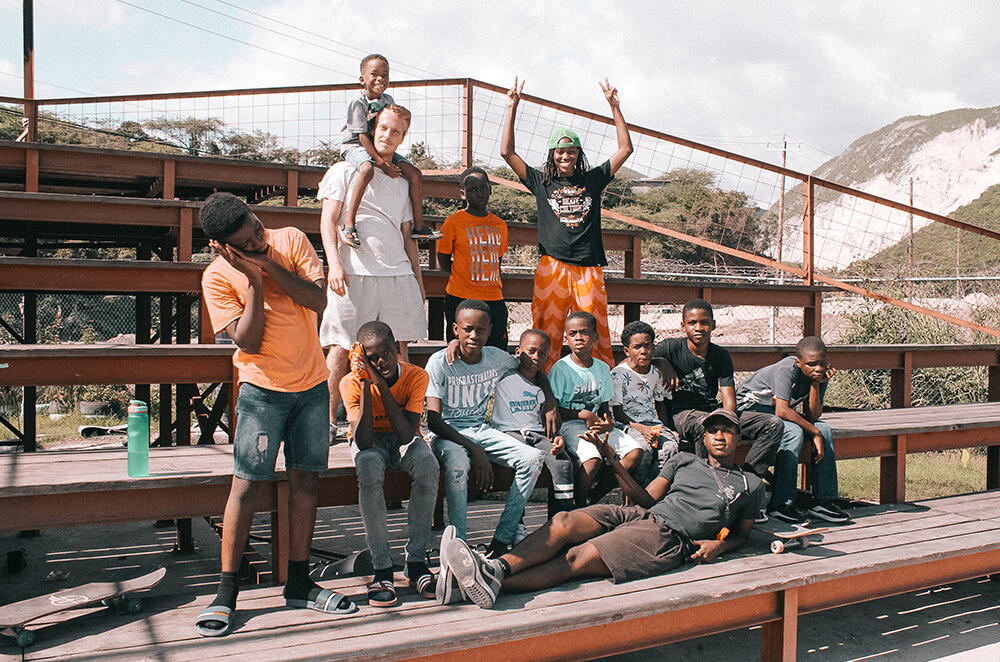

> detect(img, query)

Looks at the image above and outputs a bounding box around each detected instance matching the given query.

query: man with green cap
[500,77,634,370]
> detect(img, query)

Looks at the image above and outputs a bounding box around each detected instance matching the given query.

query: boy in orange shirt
[339,321,439,608]
[196,193,354,637]
[438,166,509,349]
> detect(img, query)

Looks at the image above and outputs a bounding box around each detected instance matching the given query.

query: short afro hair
[796,336,827,357]
[456,298,491,323]
[460,166,489,189]
[567,310,597,333]
[621,320,655,347]
[357,320,396,347]
[200,192,252,241]
[360,53,389,71]
[682,298,714,320]
[519,328,550,348]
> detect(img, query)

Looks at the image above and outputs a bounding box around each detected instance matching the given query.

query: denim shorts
[232,381,330,481]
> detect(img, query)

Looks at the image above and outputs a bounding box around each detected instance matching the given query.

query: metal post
[20,0,36,143]
[803,177,814,286]
[461,79,473,169]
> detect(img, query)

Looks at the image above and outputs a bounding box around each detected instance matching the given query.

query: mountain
[779,106,1000,269]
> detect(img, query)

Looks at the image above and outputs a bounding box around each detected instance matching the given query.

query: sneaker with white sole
[808,500,850,523]
[767,503,809,526]
[435,526,465,605]
[441,528,503,609]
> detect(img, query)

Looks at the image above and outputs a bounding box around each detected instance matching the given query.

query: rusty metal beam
[0,257,204,292]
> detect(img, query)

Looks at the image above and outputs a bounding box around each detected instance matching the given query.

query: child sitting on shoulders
[438,166,509,349]
[611,321,680,478]
[548,311,647,506]
[492,329,575,517]
[339,53,439,248]
[736,336,850,524]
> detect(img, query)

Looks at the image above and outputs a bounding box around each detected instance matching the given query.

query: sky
[1,0,999,173]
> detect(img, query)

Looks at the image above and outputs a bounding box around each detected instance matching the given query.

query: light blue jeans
[431,424,545,544]
[352,434,439,571]
[746,404,839,508]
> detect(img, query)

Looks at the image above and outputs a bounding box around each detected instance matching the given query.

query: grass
[18,412,138,449]
[837,449,987,502]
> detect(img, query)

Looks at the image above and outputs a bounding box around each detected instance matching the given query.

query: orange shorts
[532,255,612,371]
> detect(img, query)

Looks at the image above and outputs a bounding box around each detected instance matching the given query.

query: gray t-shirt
[736,356,827,411]
[491,371,544,432]
[425,346,518,429]
[648,453,764,542]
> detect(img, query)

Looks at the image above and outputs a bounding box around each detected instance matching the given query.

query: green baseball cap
[547,128,582,150]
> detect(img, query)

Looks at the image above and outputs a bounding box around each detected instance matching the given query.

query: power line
[211,0,443,79]
[113,0,355,79]
[0,70,93,97]
[176,0,376,76]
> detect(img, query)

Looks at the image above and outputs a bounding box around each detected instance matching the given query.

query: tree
[612,168,774,264]
[144,117,225,156]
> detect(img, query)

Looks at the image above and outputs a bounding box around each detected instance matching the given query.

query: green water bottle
[127,400,149,477]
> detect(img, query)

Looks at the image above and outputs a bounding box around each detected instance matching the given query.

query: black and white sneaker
[440,526,503,609]
[435,526,465,605]
[808,500,851,523]
[767,503,809,526]
[754,510,769,524]
[411,226,443,241]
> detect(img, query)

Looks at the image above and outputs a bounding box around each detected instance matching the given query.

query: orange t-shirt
[201,226,329,392]
[437,210,508,301]
[339,361,429,435]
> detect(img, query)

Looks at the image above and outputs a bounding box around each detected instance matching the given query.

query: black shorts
[581,504,687,583]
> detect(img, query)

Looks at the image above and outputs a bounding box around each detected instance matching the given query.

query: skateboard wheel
[801,538,810,549]
[16,629,35,648]
[770,540,784,554]
[125,598,143,614]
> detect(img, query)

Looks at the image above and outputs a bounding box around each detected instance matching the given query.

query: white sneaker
[441,531,503,609]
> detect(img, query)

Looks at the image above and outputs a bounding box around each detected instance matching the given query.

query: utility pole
[18,0,35,142]
[766,137,800,342]
[908,177,914,297]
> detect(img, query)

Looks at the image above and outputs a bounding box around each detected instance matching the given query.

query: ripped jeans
[431,424,545,544]
[232,381,330,480]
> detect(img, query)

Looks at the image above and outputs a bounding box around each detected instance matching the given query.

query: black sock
[496,558,511,578]
[373,567,394,583]
[406,561,429,580]
[283,560,321,602]
[213,571,239,609]
[200,571,238,632]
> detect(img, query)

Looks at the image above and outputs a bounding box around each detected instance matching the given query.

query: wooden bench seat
[10,491,998,661]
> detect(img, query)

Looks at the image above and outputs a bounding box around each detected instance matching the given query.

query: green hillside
[859,184,1000,275]
[814,106,1000,186]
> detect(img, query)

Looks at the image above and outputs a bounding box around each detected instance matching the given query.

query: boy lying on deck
[437,409,765,608]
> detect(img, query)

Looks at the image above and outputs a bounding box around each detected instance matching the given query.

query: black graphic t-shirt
[522,160,613,267]
[654,337,735,412]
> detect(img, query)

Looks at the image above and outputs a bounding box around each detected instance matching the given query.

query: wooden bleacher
[3,491,996,661]
[4,139,1000,659]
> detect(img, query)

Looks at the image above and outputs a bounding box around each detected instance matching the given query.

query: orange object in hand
[716,527,730,541]
[348,343,369,380]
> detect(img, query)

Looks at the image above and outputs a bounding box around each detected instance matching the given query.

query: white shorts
[320,274,427,349]
[561,420,646,464]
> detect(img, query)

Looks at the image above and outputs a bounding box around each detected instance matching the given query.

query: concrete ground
[2,497,999,661]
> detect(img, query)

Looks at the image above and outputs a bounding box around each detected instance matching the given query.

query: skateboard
[0,566,165,648]
[769,527,829,553]
[78,423,127,438]
[309,549,374,580]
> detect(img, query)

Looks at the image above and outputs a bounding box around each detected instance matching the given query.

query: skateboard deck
[309,549,374,580]
[78,423,127,438]
[769,527,829,553]
[0,566,165,648]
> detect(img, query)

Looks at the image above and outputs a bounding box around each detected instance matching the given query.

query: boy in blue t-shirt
[549,312,647,506]
[737,336,850,524]
[426,299,555,558]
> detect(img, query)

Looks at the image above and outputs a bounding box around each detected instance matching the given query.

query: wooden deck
[2,491,996,661]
